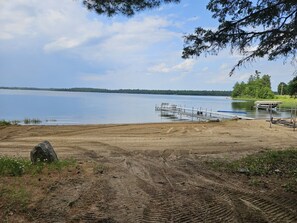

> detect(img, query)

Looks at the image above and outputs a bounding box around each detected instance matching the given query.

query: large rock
[30,141,58,164]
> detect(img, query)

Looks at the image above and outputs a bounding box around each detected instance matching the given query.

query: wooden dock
[155,103,254,121]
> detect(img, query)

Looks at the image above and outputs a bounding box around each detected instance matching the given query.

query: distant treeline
[0,87,232,96]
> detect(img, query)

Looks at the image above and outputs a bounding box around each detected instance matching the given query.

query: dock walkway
[155,103,254,121]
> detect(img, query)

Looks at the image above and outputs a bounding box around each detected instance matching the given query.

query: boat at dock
[255,101,282,110]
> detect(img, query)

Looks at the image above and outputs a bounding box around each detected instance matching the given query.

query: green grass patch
[0,186,30,214]
[0,156,76,176]
[207,149,297,192]
[209,149,297,177]
[233,95,297,108]
[274,95,297,108]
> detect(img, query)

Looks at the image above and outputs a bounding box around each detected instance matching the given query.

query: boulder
[30,141,58,164]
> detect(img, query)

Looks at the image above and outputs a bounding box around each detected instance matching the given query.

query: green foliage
[274,95,297,107]
[0,156,29,176]
[232,72,274,99]
[287,76,297,97]
[23,118,42,125]
[277,82,288,95]
[0,120,11,126]
[0,156,76,176]
[209,149,297,177]
[183,0,297,75]
[82,0,180,17]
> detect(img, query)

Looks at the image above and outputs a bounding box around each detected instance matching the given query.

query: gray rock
[238,168,250,174]
[30,141,58,164]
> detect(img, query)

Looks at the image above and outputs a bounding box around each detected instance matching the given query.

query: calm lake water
[0,89,292,125]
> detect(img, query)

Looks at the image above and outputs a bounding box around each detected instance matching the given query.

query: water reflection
[232,100,254,111]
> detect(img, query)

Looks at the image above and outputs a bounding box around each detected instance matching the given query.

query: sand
[1,120,297,222]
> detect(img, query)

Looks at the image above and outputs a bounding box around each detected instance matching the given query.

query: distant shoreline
[0,87,232,97]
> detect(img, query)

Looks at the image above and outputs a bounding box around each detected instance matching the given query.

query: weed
[0,186,30,213]
[0,156,76,176]
[207,149,297,192]
[217,149,297,176]
[93,163,107,174]
[0,156,29,176]
[283,179,297,193]
[23,118,42,125]
[47,158,76,172]
[0,120,11,126]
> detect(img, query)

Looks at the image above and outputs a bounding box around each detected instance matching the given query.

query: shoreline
[1,119,297,158]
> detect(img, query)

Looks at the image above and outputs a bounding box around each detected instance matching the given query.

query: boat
[254,101,282,109]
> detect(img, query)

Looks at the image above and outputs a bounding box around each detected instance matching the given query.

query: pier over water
[155,103,254,122]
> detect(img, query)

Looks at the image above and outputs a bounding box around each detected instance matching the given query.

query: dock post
[293,107,297,131]
[269,104,272,128]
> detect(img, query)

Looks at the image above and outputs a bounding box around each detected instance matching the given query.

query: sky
[0,0,296,91]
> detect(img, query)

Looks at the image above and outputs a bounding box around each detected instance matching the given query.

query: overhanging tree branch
[82,0,297,75]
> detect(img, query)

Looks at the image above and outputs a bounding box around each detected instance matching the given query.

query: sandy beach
[1,120,297,222]
[1,119,296,158]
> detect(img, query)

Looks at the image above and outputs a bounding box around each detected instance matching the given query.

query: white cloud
[220,63,229,70]
[202,67,209,72]
[187,16,199,22]
[0,0,178,60]
[44,37,82,52]
[149,59,196,73]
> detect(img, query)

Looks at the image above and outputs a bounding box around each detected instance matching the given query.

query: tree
[287,76,297,97]
[182,0,297,75]
[231,72,274,99]
[261,75,272,89]
[231,82,245,98]
[277,82,288,95]
[83,0,297,75]
[82,0,180,16]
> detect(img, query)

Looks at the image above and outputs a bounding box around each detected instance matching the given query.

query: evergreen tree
[287,76,297,97]
[277,82,288,95]
[231,72,274,99]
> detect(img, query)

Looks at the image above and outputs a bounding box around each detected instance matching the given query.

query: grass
[0,156,76,176]
[23,118,42,125]
[0,186,30,208]
[0,156,77,219]
[93,163,107,174]
[233,95,297,108]
[0,118,43,125]
[274,95,297,108]
[210,149,297,176]
[0,120,11,126]
[207,149,297,192]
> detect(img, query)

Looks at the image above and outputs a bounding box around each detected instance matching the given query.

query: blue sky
[0,0,296,91]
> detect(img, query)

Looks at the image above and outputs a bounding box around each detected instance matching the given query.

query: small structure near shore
[255,101,282,110]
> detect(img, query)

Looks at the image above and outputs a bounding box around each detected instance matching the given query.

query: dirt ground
[0,120,297,222]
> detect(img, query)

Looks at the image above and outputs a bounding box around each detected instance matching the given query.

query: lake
[0,89,292,125]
